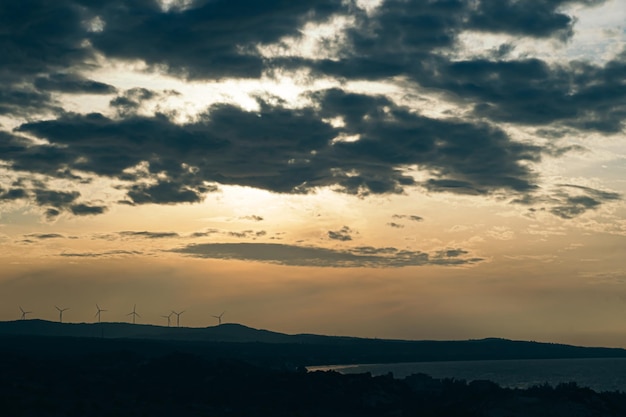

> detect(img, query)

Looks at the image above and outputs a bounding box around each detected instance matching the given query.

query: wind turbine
[126,304,140,324]
[55,306,69,323]
[19,306,32,320]
[94,304,107,323]
[212,311,225,325]
[172,310,185,327]
[161,312,173,327]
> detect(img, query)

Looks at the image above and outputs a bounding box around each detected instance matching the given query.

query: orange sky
[1,0,625,347]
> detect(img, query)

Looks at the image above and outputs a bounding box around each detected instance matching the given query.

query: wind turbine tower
[212,311,225,325]
[19,306,32,320]
[172,310,185,327]
[161,312,173,327]
[127,304,140,324]
[95,304,107,323]
[55,306,69,323]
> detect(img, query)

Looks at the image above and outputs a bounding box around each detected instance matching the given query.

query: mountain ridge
[2,319,626,366]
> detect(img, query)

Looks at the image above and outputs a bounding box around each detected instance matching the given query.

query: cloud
[387,222,404,229]
[549,185,621,219]
[109,88,178,117]
[190,229,221,238]
[86,0,343,80]
[59,250,143,258]
[436,249,469,258]
[466,0,586,39]
[119,231,180,239]
[34,189,80,208]
[241,215,264,222]
[24,233,66,240]
[170,242,484,268]
[126,181,216,205]
[0,0,621,216]
[0,188,27,201]
[5,87,543,212]
[70,204,108,216]
[426,57,626,133]
[0,1,108,118]
[228,230,267,239]
[314,89,541,194]
[34,73,116,95]
[328,226,354,241]
[393,214,423,222]
[514,184,621,219]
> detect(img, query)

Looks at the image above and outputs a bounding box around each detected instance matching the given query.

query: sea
[307,357,626,393]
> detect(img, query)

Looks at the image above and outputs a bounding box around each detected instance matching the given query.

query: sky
[1,0,626,347]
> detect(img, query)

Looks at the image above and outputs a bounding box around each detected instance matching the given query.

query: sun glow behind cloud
[0,0,625,346]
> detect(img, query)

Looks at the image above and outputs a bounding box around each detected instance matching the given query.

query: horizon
[1,0,625,349]
[4,318,626,350]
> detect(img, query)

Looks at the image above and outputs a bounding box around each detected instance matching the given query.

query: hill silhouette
[4,321,626,416]
[1,320,626,367]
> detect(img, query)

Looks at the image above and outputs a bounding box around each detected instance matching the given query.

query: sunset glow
[1,0,625,347]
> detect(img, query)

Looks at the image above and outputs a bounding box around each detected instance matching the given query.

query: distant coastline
[309,357,626,392]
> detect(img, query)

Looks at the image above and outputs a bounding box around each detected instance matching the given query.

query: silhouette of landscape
[3,320,626,416]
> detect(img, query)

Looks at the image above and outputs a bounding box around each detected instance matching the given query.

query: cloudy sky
[1,0,625,346]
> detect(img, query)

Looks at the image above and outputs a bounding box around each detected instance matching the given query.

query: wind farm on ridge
[14,303,226,328]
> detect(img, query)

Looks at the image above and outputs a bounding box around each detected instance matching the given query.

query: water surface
[308,357,626,392]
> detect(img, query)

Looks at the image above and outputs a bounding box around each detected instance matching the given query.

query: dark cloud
[126,181,215,205]
[303,0,605,77]
[350,246,398,255]
[0,0,620,215]
[119,231,180,239]
[513,184,621,219]
[24,233,65,240]
[34,73,116,95]
[45,208,61,220]
[227,230,266,239]
[87,0,343,80]
[241,215,264,222]
[549,184,621,219]
[393,214,423,222]
[328,226,353,241]
[59,250,143,258]
[7,87,543,207]
[316,89,540,194]
[424,57,626,133]
[0,0,90,79]
[109,88,174,117]
[34,189,80,208]
[436,248,469,258]
[70,203,107,216]
[387,222,404,229]
[0,1,96,117]
[0,188,27,201]
[466,0,588,39]
[170,242,484,268]
[190,229,220,238]
[0,87,59,117]
[0,183,107,218]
